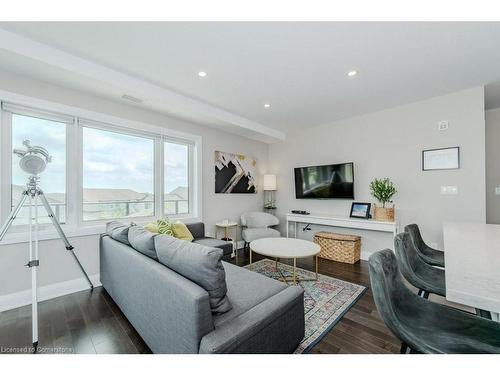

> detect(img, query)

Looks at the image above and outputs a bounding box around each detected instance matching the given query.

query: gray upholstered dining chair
[369,249,500,354]
[394,232,445,299]
[241,212,280,249]
[404,224,445,267]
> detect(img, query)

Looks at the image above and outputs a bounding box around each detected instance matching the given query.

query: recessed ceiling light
[347,70,358,77]
[264,103,271,108]
[198,71,207,78]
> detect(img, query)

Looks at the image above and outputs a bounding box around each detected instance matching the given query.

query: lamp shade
[263,174,277,191]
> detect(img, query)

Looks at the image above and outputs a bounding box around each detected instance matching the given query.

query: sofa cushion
[106,221,133,245]
[155,235,232,314]
[213,261,287,327]
[144,221,160,234]
[242,228,281,243]
[193,238,233,256]
[128,225,158,260]
[172,221,194,242]
[186,222,205,239]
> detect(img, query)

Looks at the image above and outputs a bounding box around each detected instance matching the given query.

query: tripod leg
[0,192,29,241]
[38,192,94,289]
[31,195,39,350]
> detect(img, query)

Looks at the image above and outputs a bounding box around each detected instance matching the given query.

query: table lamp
[263,174,277,210]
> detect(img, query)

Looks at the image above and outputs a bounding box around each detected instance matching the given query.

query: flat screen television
[294,162,354,199]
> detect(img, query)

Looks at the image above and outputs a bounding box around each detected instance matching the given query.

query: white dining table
[443,222,500,321]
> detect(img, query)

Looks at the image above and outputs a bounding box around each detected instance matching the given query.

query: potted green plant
[370,177,397,221]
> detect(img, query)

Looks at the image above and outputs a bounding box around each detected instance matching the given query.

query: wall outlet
[495,187,500,195]
[438,120,449,131]
[440,186,458,195]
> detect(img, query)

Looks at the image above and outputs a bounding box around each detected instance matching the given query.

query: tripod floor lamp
[0,140,93,351]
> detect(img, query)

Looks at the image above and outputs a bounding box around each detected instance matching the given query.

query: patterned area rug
[245,258,367,353]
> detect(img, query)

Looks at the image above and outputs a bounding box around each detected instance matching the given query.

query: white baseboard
[0,274,101,312]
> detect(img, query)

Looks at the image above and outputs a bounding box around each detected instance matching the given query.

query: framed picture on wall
[349,202,371,219]
[214,151,257,193]
[422,147,460,171]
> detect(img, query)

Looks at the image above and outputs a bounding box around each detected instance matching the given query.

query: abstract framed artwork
[215,151,257,193]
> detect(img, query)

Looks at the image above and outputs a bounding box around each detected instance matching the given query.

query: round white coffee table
[249,237,321,284]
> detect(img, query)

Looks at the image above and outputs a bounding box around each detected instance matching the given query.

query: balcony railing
[11,199,189,224]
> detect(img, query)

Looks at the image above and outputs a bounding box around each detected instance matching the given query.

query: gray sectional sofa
[100,222,305,354]
[186,222,233,257]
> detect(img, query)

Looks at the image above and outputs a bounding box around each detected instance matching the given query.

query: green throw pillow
[171,221,194,242]
[157,219,174,236]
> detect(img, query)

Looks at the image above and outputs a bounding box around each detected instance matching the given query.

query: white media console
[286,213,398,238]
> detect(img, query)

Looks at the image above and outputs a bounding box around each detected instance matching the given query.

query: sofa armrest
[199,286,305,354]
[186,222,205,239]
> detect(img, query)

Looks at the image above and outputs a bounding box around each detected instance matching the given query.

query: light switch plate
[495,187,500,195]
[441,186,458,195]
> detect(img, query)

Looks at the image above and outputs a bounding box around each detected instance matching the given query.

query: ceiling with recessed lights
[1,22,500,142]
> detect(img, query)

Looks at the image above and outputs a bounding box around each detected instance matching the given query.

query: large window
[10,113,67,225]
[164,141,190,215]
[82,127,155,221]
[0,100,199,236]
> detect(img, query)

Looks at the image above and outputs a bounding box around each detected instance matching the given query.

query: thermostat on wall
[438,120,449,131]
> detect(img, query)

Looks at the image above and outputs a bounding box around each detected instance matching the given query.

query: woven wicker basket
[373,204,395,222]
[314,231,361,264]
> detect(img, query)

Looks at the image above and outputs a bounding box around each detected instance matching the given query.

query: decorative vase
[373,204,395,222]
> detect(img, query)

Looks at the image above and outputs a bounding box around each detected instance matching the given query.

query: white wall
[0,70,268,302]
[269,87,486,257]
[0,71,488,307]
[486,107,500,224]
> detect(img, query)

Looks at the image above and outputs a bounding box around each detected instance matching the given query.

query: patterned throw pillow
[157,219,174,236]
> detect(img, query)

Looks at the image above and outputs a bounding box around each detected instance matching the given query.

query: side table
[216,221,239,262]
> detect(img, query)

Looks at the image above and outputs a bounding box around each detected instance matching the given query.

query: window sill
[0,224,107,246]
[0,215,202,246]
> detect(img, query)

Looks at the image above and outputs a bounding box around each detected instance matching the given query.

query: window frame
[1,105,73,232]
[0,92,202,245]
[163,137,194,218]
[79,120,158,224]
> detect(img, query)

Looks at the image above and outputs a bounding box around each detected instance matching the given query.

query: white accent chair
[241,212,280,250]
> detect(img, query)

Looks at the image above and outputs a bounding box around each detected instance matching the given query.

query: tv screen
[294,162,354,199]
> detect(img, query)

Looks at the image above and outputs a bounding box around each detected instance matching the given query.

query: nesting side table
[215,221,239,261]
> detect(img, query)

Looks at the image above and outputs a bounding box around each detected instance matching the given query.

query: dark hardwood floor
[0,250,400,354]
